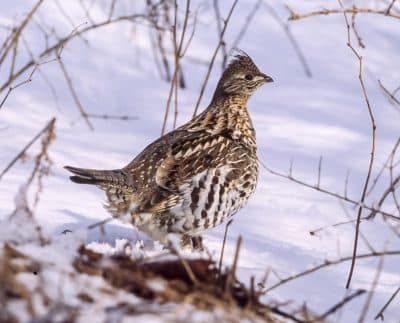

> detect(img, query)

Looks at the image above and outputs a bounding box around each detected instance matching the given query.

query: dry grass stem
[192,0,239,117]
[161,0,191,135]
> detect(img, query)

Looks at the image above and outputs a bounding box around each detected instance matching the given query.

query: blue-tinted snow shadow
[55,209,152,246]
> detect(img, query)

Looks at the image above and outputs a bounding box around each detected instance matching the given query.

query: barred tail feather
[64,165,121,186]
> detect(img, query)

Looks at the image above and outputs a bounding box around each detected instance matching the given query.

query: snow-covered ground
[1,0,399,321]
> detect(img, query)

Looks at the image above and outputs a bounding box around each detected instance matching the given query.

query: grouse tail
[64,165,124,186]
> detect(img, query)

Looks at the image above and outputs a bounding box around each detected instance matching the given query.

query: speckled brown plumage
[65,53,273,248]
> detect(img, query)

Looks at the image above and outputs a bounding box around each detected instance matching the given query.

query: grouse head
[214,53,273,99]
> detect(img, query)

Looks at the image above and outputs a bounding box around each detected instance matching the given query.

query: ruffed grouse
[65,53,273,248]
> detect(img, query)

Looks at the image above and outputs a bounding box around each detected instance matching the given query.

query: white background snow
[0,0,399,322]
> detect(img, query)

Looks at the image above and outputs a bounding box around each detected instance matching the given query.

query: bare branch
[0,0,44,66]
[0,14,149,94]
[260,161,399,220]
[264,249,400,292]
[335,0,377,289]
[1,61,35,110]
[287,6,400,22]
[57,58,93,130]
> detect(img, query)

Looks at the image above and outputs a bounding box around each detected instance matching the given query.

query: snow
[1,0,399,321]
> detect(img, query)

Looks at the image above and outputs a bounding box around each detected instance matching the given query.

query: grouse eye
[245,74,253,81]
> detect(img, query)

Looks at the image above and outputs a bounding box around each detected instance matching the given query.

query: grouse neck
[186,94,256,149]
[210,92,250,108]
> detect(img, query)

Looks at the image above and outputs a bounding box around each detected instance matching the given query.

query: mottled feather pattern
[65,53,273,247]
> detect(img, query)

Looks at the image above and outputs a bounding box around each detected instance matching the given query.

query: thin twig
[374,286,400,320]
[259,161,399,220]
[160,0,191,135]
[0,57,58,110]
[54,0,88,44]
[316,156,322,188]
[394,84,400,96]
[367,138,400,197]
[21,35,61,111]
[344,170,350,198]
[0,118,56,181]
[351,11,365,48]
[385,0,398,14]
[367,174,400,220]
[388,145,400,215]
[87,218,114,230]
[264,250,400,292]
[0,0,44,66]
[268,306,306,323]
[192,0,239,117]
[309,216,368,236]
[264,1,312,77]
[8,41,18,82]
[339,200,376,253]
[358,242,388,323]
[213,0,228,70]
[314,290,366,322]
[0,14,150,94]
[84,113,139,121]
[228,0,262,58]
[57,58,93,130]
[378,79,400,114]
[108,0,117,20]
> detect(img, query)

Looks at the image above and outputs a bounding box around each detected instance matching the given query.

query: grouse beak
[261,73,274,83]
